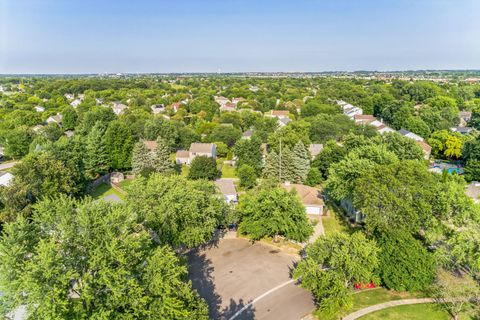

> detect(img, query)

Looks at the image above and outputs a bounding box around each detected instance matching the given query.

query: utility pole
[279,138,282,183]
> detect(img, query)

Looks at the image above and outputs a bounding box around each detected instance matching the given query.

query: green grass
[181,165,189,177]
[220,163,237,178]
[119,179,134,190]
[359,303,451,320]
[89,183,124,200]
[350,288,424,313]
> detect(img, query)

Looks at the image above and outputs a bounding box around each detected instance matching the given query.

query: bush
[305,167,323,186]
[187,156,220,180]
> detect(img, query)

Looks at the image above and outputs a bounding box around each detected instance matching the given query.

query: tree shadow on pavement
[187,249,222,319]
[221,298,255,320]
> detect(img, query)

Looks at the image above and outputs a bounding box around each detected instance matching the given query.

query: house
[170,102,182,113]
[465,181,480,203]
[214,96,230,107]
[398,129,424,142]
[451,127,473,135]
[188,143,216,163]
[242,130,254,140]
[214,179,238,204]
[0,172,14,187]
[112,102,128,115]
[265,110,290,119]
[64,130,75,138]
[338,101,363,119]
[46,113,62,125]
[459,111,472,126]
[143,140,157,151]
[277,117,292,127]
[175,143,217,165]
[151,104,165,114]
[232,97,246,105]
[175,150,190,165]
[354,114,376,125]
[64,93,74,100]
[34,105,45,112]
[220,102,237,112]
[31,124,44,133]
[416,140,432,160]
[308,144,324,159]
[369,120,395,134]
[281,182,324,215]
[70,99,82,108]
[95,98,104,105]
[77,94,85,100]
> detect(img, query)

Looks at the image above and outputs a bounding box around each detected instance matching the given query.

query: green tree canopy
[0,196,208,319]
[126,174,227,248]
[237,187,313,242]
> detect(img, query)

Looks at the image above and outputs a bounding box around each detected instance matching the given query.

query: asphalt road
[188,238,315,320]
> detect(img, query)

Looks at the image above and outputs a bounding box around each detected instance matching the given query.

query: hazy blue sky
[1,0,479,73]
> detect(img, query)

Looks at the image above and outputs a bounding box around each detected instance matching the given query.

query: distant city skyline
[1,0,479,74]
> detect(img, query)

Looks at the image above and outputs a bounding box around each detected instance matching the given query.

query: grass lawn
[220,163,237,178]
[359,303,461,320]
[89,183,124,200]
[119,179,134,190]
[350,288,424,313]
[181,165,189,177]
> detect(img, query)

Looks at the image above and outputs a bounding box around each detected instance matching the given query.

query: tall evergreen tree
[132,141,154,176]
[84,122,109,179]
[263,150,280,181]
[152,137,173,174]
[292,141,310,183]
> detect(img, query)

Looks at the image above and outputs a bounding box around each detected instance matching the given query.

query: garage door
[306,206,320,215]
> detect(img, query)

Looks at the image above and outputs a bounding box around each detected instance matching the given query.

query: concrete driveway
[188,238,315,320]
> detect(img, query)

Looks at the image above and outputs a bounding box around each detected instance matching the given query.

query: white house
[0,172,14,187]
[265,110,290,119]
[214,179,238,204]
[309,144,324,159]
[281,182,324,215]
[277,117,291,128]
[214,96,230,107]
[111,102,128,115]
[34,105,45,112]
[46,113,62,125]
[369,120,395,134]
[64,93,74,100]
[398,129,424,142]
[70,99,82,108]
[175,143,217,165]
[151,104,165,114]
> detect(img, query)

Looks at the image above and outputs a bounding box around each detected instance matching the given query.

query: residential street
[188,237,315,320]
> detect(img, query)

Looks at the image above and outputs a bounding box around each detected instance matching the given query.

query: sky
[0,0,479,74]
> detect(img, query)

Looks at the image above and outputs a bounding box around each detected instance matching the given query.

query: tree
[382,132,424,161]
[377,231,436,291]
[188,156,220,180]
[311,140,347,178]
[293,233,379,318]
[353,161,435,234]
[208,125,242,147]
[84,121,109,179]
[11,151,79,202]
[238,164,257,189]
[62,108,78,130]
[445,135,463,159]
[0,197,208,319]
[237,187,313,242]
[433,269,480,320]
[103,120,134,170]
[234,136,263,172]
[305,167,323,187]
[132,141,154,176]
[152,137,173,174]
[4,126,32,159]
[126,174,227,248]
[292,140,310,183]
